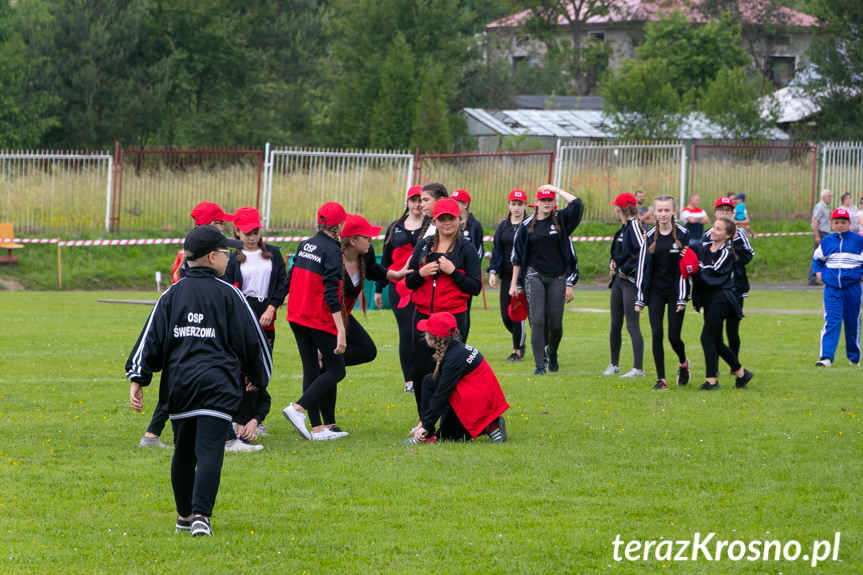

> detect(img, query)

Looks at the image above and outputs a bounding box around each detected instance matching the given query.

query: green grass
[0,290,859,573]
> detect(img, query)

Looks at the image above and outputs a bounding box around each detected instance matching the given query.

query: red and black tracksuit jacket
[342,245,389,314]
[421,342,509,438]
[286,231,343,334]
[404,236,482,315]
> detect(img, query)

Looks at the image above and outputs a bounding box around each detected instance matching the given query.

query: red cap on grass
[233,207,263,234]
[417,312,458,337]
[191,202,234,225]
[610,193,637,207]
[340,214,382,238]
[317,202,347,226]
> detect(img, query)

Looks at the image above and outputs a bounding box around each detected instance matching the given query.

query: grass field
[0,289,859,574]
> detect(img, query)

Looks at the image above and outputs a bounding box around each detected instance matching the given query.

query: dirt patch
[0,278,25,291]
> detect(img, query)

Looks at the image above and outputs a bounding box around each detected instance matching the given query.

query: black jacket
[488,217,520,278]
[702,227,753,298]
[610,216,644,283]
[125,266,272,421]
[691,241,742,318]
[461,213,485,260]
[512,198,584,288]
[635,223,690,308]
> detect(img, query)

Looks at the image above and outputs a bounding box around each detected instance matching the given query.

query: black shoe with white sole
[175,517,192,533]
[191,516,212,537]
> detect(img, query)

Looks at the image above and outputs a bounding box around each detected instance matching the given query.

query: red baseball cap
[507,292,528,322]
[317,202,347,226]
[714,197,735,209]
[407,185,423,199]
[433,198,461,219]
[610,193,637,207]
[832,208,851,220]
[452,189,471,204]
[679,247,700,279]
[191,202,234,225]
[508,189,527,202]
[340,214,382,238]
[416,312,458,337]
[233,207,263,234]
[536,189,555,201]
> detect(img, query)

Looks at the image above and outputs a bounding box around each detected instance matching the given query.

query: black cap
[184,225,243,260]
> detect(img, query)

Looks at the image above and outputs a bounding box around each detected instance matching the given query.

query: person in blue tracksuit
[812,208,863,367]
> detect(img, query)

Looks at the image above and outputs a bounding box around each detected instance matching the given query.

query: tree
[802,0,863,139]
[636,10,750,105]
[601,58,683,139]
[369,33,417,150]
[511,0,622,95]
[699,67,779,139]
[411,64,452,152]
[0,2,58,148]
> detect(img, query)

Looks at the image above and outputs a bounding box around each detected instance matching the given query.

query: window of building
[511,55,537,69]
[768,56,796,87]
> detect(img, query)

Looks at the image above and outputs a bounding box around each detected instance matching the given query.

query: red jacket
[286,232,343,334]
[404,236,482,315]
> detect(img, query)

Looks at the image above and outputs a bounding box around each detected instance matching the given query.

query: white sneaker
[224,439,264,452]
[282,404,311,440]
[311,427,349,441]
[620,369,646,378]
[815,358,832,367]
[851,361,860,367]
[602,364,620,376]
[138,436,171,448]
[255,423,269,436]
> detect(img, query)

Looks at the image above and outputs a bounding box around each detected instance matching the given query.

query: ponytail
[430,330,463,376]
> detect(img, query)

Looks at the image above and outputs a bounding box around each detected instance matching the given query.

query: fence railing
[0,151,113,235]
[3,141,863,236]
[554,141,684,222]
[263,146,413,230]
[414,151,554,228]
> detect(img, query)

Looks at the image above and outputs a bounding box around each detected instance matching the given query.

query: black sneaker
[651,380,668,390]
[328,425,346,433]
[677,359,690,386]
[507,352,522,362]
[533,366,547,376]
[191,516,212,537]
[698,381,719,391]
[175,517,192,533]
[735,369,753,389]
[545,345,559,372]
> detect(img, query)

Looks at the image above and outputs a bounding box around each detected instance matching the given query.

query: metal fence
[263,146,414,230]
[820,141,863,204]
[554,141,684,222]
[0,151,112,235]
[414,151,554,228]
[4,141,863,237]
[110,145,263,233]
[689,142,818,222]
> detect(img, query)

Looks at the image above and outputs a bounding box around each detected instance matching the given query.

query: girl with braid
[409,312,509,443]
[511,185,584,375]
[377,186,426,392]
[305,214,410,439]
[690,217,754,391]
[634,196,691,390]
[403,198,482,435]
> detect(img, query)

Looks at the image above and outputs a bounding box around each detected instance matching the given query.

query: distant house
[485,0,817,92]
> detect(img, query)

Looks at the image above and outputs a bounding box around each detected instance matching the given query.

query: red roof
[486,0,817,30]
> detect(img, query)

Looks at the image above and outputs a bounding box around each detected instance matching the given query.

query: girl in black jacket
[605,193,645,378]
[223,207,288,449]
[691,217,754,391]
[510,185,583,375]
[488,189,529,361]
[376,185,426,392]
[634,196,690,390]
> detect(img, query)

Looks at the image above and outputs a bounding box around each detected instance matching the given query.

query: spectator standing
[839,192,859,234]
[857,197,863,235]
[681,195,710,247]
[813,208,863,367]
[810,189,833,285]
[733,193,752,236]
